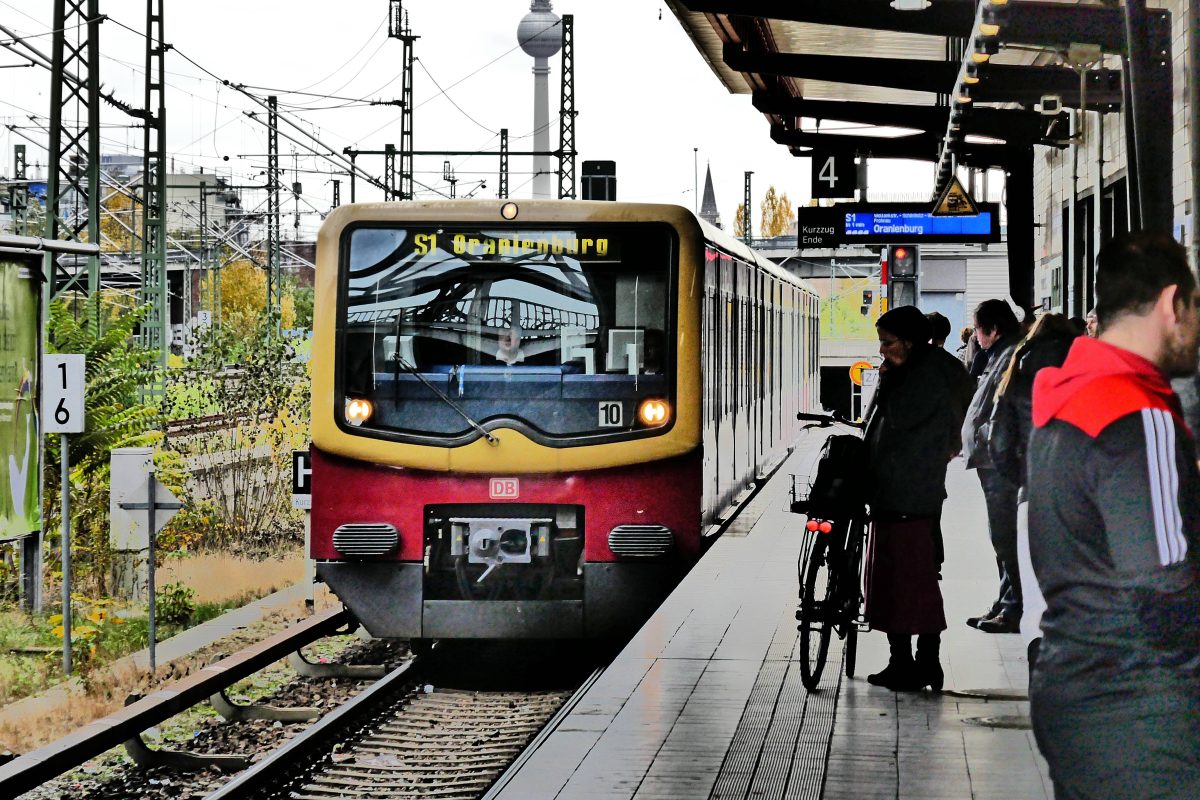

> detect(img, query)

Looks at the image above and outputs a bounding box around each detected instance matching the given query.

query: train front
[310,200,703,641]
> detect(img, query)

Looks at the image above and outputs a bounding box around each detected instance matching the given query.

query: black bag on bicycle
[805,434,867,516]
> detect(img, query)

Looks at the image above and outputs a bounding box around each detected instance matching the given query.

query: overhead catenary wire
[8,4,575,210]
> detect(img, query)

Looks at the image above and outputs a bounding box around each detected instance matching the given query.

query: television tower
[517,0,562,199]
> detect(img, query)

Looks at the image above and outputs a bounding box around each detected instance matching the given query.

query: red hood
[1032,336,1184,438]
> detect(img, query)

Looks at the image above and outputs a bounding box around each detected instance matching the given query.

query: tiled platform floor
[494,431,1052,799]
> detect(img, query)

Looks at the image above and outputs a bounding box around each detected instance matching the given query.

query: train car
[309,199,819,642]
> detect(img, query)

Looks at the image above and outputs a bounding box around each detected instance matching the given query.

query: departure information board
[797,202,1001,248]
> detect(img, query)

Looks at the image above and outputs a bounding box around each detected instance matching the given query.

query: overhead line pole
[44,0,102,314]
[140,0,168,372]
[557,14,576,199]
[499,129,509,199]
[266,95,281,324]
[389,1,418,200]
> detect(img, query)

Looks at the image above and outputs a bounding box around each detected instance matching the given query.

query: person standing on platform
[927,311,974,568]
[986,313,1078,664]
[1028,232,1200,798]
[961,299,1023,633]
[863,306,962,692]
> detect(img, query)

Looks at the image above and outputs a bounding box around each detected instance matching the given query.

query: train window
[338,224,676,443]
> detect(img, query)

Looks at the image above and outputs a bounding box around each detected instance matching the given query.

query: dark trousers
[1032,696,1200,799]
[977,467,1021,618]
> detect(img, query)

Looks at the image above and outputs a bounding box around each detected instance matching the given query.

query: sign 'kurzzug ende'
[797,202,1001,249]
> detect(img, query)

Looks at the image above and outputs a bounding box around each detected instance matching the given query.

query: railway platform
[491,431,1052,799]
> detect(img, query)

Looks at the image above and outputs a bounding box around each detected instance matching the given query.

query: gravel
[18,637,411,800]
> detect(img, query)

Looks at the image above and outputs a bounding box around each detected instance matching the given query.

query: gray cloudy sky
[1,0,936,236]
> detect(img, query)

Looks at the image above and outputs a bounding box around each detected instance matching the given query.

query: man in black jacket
[1028,232,1200,798]
[961,299,1023,633]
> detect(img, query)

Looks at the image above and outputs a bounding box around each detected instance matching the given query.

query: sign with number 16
[41,354,85,434]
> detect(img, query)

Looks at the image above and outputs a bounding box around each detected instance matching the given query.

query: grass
[0,588,275,709]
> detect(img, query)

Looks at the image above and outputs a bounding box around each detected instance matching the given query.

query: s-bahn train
[309,199,820,642]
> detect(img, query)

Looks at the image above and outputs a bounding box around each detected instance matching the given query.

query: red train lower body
[311,446,703,639]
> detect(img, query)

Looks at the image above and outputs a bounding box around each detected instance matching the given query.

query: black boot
[915,633,943,692]
[868,634,919,690]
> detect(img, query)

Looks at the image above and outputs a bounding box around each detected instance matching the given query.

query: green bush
[156,582,196,628]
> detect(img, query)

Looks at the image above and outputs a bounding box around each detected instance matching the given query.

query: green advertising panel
[0,259,40,540]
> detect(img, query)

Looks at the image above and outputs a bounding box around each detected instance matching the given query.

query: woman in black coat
[864,306,966,691]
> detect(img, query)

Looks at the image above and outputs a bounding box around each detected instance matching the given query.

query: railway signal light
[888,245,918,277]
[885,245,920,309]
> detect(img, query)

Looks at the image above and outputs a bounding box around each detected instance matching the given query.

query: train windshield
[340,224,675,444]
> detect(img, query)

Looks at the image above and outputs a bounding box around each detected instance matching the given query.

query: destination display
[797,202,1001,248]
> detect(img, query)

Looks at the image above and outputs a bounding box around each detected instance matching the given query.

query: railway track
[5,609,604,800]
[210,643,602,800]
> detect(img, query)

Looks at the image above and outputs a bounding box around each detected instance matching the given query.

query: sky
[0,0,939,239]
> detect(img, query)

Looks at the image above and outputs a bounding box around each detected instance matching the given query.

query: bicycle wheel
[799,537,836,690]
[843,518,867,680]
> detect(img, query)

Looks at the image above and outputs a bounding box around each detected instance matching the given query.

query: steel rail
[0,607,353,797]
[480,665,604,800]
[205,654,420,799]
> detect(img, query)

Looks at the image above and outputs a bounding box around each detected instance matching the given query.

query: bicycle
[790,411,869,691]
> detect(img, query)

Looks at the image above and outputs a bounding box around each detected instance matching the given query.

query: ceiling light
[890,0,932,9]
[974,38,999,62]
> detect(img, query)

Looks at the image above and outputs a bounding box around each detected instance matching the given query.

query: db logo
[489,477,519,499]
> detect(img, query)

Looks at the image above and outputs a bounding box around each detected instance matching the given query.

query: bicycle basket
[791,435,867,516]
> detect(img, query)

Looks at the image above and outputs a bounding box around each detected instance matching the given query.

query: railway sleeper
[370,733,534,749]
[302,779,495,798]
[291,790,479,800]
[351,741,526,756]
[319,761,514,774]
[355,745,518,762]
[355,745,517,761]
[314,772,494,788]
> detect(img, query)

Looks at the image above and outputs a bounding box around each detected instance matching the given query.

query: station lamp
[981,4,1007,35]
[973,38,999,63]
[963,63,981,85]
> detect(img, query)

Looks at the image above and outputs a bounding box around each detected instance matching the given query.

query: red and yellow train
[310,200,819,642]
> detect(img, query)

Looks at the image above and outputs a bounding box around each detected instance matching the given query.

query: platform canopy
[667,0,1173,309]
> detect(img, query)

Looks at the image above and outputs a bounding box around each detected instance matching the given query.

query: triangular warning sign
[932,176,980,216]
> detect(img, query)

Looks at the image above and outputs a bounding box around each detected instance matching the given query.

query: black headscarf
[877,305,933,347]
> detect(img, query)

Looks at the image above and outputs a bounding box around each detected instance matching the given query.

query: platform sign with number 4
[41,355,85,434]
[810,152,857,199]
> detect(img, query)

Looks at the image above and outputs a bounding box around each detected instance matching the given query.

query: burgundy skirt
[865,516,947,635]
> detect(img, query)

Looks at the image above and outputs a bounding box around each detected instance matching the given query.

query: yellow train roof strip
[312,200,704,473]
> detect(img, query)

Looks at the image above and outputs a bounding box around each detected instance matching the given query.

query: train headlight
[345,397,374,427]
[638,398,670,427]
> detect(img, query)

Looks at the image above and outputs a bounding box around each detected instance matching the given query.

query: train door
[702,250,719,522]
[734,257,744,498]
[720,253,729,510]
